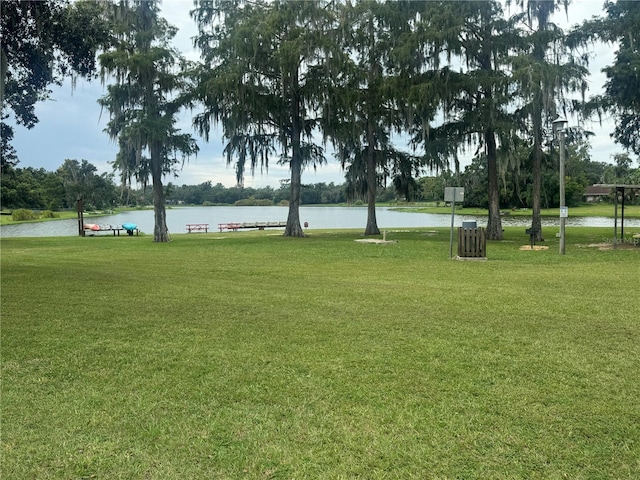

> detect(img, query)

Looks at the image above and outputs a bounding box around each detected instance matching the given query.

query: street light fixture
[553,116,568,255]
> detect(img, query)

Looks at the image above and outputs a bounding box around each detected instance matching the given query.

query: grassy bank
[2,228,639,478]
[0,207,154,226]
[0,210,98,226]
[394,202,640,218]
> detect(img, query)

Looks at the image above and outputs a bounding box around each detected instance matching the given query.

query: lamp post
[553,116,568,255]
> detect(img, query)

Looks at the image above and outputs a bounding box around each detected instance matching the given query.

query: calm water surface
[1,205,637,238]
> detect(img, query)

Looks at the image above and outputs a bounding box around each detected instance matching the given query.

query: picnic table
[83,224,139,236]
[186,223,209,233]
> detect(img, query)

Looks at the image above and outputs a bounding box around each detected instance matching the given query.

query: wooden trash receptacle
[457,227,486,258]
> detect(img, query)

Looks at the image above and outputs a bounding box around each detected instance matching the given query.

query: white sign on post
[444,187,465,203]
[560,206,568,218]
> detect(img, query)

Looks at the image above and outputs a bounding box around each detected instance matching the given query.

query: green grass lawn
[2,228,639,479]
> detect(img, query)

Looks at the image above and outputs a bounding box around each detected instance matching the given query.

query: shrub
[47,200,63,211]
[11,209,38,221]
[234,197,274,206]
[41,210,59,219]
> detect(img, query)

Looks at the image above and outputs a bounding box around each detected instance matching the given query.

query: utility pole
[553,117,568,255]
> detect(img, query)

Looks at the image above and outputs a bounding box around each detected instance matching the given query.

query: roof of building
[594,184,640,189]
[584,186,611,195]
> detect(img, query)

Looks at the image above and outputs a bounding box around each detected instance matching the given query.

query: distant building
[583,185,610,203]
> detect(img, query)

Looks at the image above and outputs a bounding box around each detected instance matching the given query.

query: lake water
[1,205,638,238]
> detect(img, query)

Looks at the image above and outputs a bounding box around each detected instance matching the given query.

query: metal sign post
[553,116,568,255]
[77,197,84,237]
[444,187,464,258]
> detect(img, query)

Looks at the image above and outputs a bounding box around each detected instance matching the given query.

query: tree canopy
[1,0,111,169]
[584,1,640,156]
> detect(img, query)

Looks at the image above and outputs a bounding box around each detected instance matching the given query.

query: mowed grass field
[1,227,639,479]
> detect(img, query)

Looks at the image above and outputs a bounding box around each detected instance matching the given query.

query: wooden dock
[218,221,287,232]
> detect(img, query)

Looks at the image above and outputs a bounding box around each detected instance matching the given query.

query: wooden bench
[186,223,209,233]
[218,222,241,232]
[218,221,287,232]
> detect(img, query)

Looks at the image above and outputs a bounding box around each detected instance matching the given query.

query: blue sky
[9,0,627,189]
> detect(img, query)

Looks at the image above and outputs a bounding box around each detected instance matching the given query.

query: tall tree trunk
[364,149,379,235]
[364,122,380,235]
[531,98,544,241]
[529,4,551,243]
[363,37,380,236]
[150,142,169,242]
[485,128,503,240]
[285,156,304,237]
[531,148,543,240]
[285,93,304,237]
[0,47,6,107]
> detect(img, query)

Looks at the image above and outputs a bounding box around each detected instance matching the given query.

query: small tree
[509,0,589,241]
[326,0,424,235]
[422,1,518,240]
[192,0,334,237]
[99,0,197,242]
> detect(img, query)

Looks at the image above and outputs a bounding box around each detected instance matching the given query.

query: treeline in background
[2,151,638,213]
